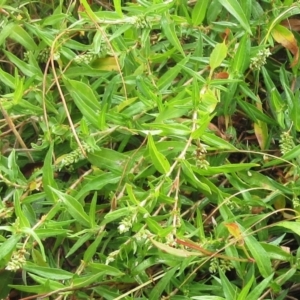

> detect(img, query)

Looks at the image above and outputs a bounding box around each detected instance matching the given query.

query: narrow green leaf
[149,267,178,300]
[181,160,211,193]
[291,94,300,131]
[72,273,106,288]
[14,192,30,228]
[24,262,73,280]
[247,274,274,299]
[42,144,59,203]
[88,149,129,175]
[66,233,93,258]
[219,268,236,300]
[3,50,42,80]
[0,234,22,260]
[201,133,237,150]
[243,234,273,278]
[0,271,15,299]
[147,134,170,174]
[192,297,225,300]
[157,57,189,91]
[76,173,120,200]
[218,0,252,34]
[102,207,132,225]
[192,163,258,176]
[275,221,300,236]
[237,275,254,300]
[10,25,37,50]
[161,12,185,56]
[113,0,123,17]
[63,77,101,129]
[230,34,250,75]
[88,263,124,276]
[83,233,104,263]
[49,187,91,227]
[21,228,46,262]
[192,0,210,25]
[263,144,300,167]
[0,68,15,89]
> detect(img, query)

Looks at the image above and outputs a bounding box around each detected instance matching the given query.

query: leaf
[0,234,22,261]
[192,297,226,300]
[192,0,210,25]
[291,91,300,131]
[149,267,178,300]
[147,134,170,174]
[113,0,123,17]
[42,144,59,203]
[157,57,189,91]
[150,238,204,257]
[3,50,42,80]
[218,0,252,34]
[243,234,273,278]
[224,222,243,239]
[88,149,129,175]
[254,100,268,150]
[271,24,299,67]
[9,25,37,50]
[75,172,121,200]
[181,160,211,193]
[88,263,124,276]
[247,274,274,299]
[209,42,228,72]
[91,57,119,71]
[219,268,236,300]
[230,34,250,75]
[161,12,185,56]
[263,144,300,167]
[49,187,91,227]
[24,262,73,280]
[63,77,101,129]
[102,207,132,225]
[275,221,300,236]
[237,275,254,300]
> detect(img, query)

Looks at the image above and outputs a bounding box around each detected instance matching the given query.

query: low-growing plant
[1,0,300,299]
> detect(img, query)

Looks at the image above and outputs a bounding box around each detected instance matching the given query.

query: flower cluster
[105,250,120,265]
[6,249,28,271]
[279,131,294,155]
[118,217,133,234]
[57,142,94,170]
[209,257,234,273]
[250,48,271,70]
[196,144,209,169]
[73,53,96,64]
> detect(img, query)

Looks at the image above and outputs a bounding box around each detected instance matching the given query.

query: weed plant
[1,0,300,299]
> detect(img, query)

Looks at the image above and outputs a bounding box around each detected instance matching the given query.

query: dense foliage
[1,0,300,299]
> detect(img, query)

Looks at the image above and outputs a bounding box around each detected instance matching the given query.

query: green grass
[1,0,300,299]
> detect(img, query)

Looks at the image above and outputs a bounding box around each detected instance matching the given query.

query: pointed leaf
[218,0,252,34]
[161,12,184,56]
[210,42,228,72]
[244,234,273,278]
[192,0,210,25]
[147,134,170,174]
[49,187,91,227]
[271,24,299,67]
[63,77,101,129]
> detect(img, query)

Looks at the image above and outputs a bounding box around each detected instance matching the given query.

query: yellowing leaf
[209,42,228,73]
[254,100,268,150]
[224,222,242,239]
[91,57,119,71]
[271,24,299,67]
